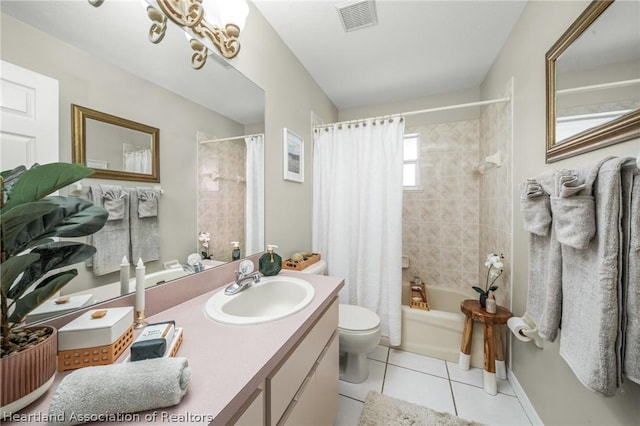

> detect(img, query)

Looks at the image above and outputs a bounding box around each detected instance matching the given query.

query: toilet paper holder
[508,316,544,349]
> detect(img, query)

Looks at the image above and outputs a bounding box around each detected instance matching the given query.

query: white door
[0,60,59,171]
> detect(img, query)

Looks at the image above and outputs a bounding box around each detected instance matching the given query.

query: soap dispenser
[259,245,282,276]
[231,241,241,261]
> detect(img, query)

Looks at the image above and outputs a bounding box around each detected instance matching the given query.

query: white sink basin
[204,276,315,325]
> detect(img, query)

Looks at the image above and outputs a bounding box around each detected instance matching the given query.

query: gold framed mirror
[72,104,160,182]
[545,0,640,163]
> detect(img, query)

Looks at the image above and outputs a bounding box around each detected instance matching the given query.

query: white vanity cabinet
[231,388,264,426]
[267,299,339,426]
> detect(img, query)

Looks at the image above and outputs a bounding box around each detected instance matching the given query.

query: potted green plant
[1,162,108,414]
[472,253,504,307]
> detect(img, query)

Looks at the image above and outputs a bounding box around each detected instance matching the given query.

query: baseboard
[507,368,544,425]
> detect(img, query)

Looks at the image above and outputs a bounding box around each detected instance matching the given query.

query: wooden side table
[458,299,512,395]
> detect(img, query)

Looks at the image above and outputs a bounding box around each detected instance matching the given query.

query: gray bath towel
[102,185,128,220]
[550,170,595,249]
[129,188,160,263]
[520,178,562,341]
[533,226,563,342]
[558,157,631,396]
[550,195,595,249]
[555,169,586,198]
[48,357,191,425]
[86,185,130,276]
[137,187,158,218]
[623,170,640,384]
[519,179,551,237]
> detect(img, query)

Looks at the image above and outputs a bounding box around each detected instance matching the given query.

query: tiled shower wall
[479,82,513,308]
[402,120,481,295]
[402,82,513,308]
[198,140,246,262]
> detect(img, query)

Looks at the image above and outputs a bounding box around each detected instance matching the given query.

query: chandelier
[89,0,249,70]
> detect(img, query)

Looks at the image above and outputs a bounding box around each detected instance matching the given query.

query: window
[403,133,420,188]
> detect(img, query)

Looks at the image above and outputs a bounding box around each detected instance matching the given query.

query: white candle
[135,258,145,312]
[120,255,130,296]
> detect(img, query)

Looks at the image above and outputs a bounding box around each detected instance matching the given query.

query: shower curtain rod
[556,78,640,96]
[313,97,510,128]
[199,132,264,144]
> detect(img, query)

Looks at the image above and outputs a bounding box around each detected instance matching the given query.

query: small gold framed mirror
[72,104,160,182]
[545,0,640,163]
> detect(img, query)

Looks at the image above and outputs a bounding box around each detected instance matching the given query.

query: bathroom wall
[234,3,338,258]
[481,0,640,424]
[198,140,246,262]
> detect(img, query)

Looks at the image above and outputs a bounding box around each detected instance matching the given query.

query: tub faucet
[182,262,202,274]
[225,271,262,295]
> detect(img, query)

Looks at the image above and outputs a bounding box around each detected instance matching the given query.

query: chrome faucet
[182,262,204,274]
[225,270,262,295]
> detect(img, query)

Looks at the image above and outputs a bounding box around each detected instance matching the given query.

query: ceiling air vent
[336,0,378,32]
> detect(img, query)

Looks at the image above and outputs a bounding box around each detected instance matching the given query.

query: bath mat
[358,391,485,426]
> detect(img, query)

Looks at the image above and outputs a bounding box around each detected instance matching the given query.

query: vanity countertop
[3,269,343,425]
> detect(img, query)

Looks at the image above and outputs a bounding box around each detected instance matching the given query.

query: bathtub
[399,284,485,368]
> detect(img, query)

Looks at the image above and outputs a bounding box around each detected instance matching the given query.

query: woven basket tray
[410,282,430,311]
[58,325,134,371]
[282,253,321,271]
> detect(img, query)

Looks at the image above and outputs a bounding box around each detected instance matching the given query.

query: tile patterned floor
[336,346,533,426]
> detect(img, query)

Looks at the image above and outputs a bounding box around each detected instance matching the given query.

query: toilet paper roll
[508,317,533,342]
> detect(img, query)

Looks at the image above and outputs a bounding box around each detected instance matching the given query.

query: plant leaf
[1,165,27,203]
[4,197,107,257]
[6,242,96,300]
[1,202,58,251]
[0,253,40,296]
[1,163,94,213]
[489,285,499,292]
[8,270,78,324]
[472,286,486,294]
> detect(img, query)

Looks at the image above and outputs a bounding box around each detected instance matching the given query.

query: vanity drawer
[267,298,338,425]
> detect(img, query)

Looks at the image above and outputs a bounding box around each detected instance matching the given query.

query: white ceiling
[253,0,527,109]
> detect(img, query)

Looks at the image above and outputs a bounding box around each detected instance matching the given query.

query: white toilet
[301,259,382,383]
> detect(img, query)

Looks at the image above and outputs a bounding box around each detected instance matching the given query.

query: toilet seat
[339,304,380,333]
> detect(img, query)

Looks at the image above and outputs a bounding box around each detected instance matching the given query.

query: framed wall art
[283,128,304,182]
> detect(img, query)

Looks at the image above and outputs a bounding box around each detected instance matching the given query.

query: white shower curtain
[124,149,152,174]
[245,135,265,255]
[312,118,405,346]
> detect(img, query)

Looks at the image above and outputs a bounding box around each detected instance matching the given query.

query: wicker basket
[58,325,134,371]
[282,253,321,271]
[410,281,430,311]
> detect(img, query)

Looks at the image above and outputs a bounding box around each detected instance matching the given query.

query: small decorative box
[57,307,134,371]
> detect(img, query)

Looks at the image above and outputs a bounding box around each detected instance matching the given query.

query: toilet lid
[339,304,380,331]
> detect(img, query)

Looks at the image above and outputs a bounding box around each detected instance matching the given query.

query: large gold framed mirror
[72,104,160,182]
[546,0,640,163]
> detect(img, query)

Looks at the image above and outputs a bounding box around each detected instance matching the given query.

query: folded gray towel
[129,188,160,263]
[555,170,586,198]
[86,186,130,276]
[519,179,551,237]
[550,195,595,249]
[101,185,128,221]
[48,357,191,425]
[136,188,158,218]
